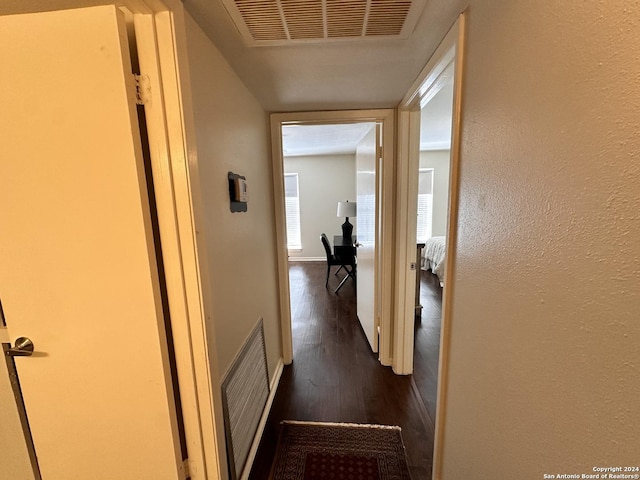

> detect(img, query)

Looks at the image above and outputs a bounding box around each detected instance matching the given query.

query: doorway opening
[412,58,455,443]
[395,13,466,478]
[270,110,395,367]
[280,122,376,353]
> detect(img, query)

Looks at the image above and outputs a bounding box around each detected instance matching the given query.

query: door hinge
[134,73,151,105]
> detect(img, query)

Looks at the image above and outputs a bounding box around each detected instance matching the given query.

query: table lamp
[337,201,357,239]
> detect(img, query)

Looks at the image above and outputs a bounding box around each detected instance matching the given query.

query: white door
[0,6,182,479]
[356,125,378,352]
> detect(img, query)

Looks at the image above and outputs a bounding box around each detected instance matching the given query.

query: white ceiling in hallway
[183,0,469,112]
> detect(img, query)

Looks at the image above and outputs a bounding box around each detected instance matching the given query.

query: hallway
[249,262,434,479]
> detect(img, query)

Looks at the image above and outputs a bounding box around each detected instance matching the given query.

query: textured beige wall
[440,2,640,478]
[284,154,356,259]
[184,14,282,380]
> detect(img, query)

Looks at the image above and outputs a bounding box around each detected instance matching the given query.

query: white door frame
[393,17,463,374]
[271,110,395,367]
[0,2,223,479]
[395,11,466,478]
[137,4,226,478]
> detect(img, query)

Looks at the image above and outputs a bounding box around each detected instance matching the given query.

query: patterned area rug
[270,421,412,480]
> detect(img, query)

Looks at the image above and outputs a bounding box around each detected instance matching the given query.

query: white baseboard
[239,357,284,480]
[288,257,323,262]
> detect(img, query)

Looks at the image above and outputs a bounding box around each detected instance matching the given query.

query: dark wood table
[333,235,356,259]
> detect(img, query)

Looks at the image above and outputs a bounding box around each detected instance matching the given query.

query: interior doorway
[411,61,455,449]
[395,13,466,478]
[270,110,395,367]
[280,122,379,352]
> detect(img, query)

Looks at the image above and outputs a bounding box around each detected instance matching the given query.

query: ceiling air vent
[222,0,427,46]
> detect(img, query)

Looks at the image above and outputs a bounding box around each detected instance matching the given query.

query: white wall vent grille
[222,0,427,46]
[221,319,270,479]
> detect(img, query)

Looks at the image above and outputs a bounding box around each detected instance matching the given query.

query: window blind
[417,169,434,242]
[284,173,302,249]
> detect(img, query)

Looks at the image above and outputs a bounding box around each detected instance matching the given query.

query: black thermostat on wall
[228,172,247,212]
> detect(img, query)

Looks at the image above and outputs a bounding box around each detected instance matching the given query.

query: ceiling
[420,74,454,150]
[282,122,375,156]
[281,72,454,157]
[183,0,468,112]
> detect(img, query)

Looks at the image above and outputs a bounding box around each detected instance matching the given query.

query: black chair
[320,233,356,290]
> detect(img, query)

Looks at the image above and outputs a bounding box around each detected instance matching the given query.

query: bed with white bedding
[421,236,446,283]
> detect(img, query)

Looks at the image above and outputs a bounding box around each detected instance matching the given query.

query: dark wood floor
[248,262,442,480]
[413,270,443,430]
